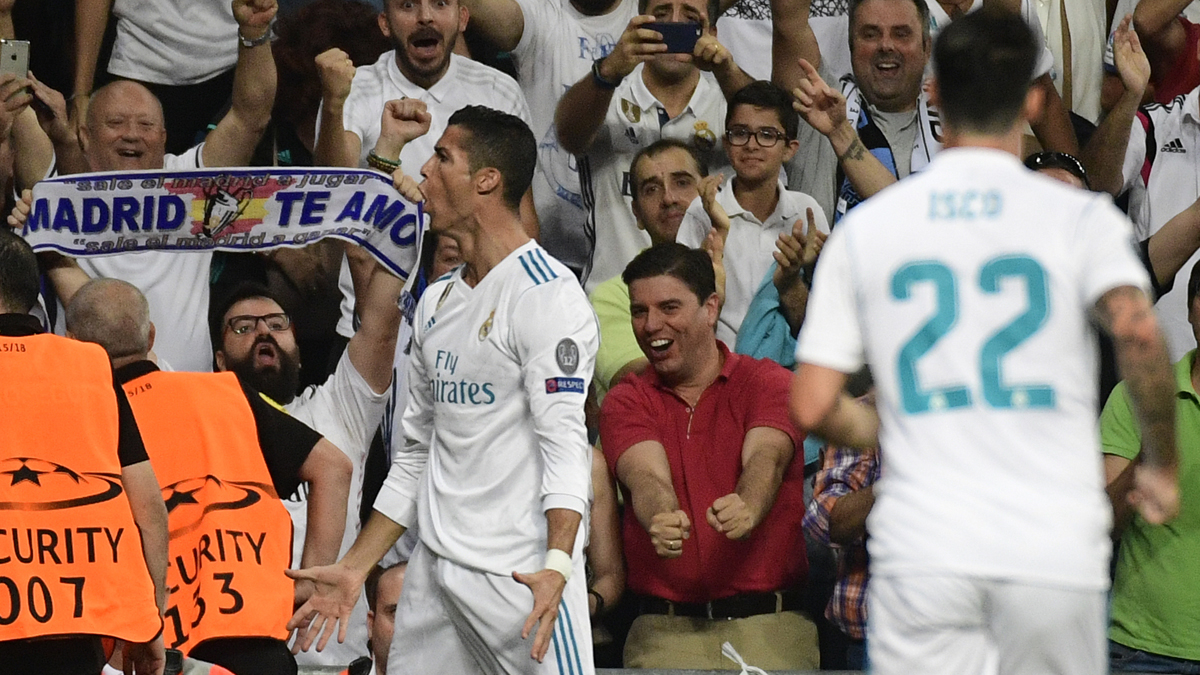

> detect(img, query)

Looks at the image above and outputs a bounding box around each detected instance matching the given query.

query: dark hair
[1024,151,1091,190]
[1189,258,1200,309]
[364,562,407,612]
[622,242,716,302]
[0,229,39,313]
[447,106,536,210]
[848,0,931,49]
[272,0,392,132]
[208,280,287,352]
[933,9,1037,135]
[637,0,722,26]
[726,80,799,140]
[628,139,708,200]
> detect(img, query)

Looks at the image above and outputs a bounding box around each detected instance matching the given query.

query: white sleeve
[372,296,434,528]
[675,196,709,248]
[513,278,598,515]
[1120,114,1149,196]
[1019,0,1056,78]
[510,0,550,63]
[325,349,389,460]
[1075,197,1152,306]
[795,226,866,372]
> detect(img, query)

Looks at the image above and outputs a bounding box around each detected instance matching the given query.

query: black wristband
[591,58,620,90]
[588,588,606,616]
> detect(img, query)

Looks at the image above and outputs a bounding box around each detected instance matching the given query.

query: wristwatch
[239,20,276,48]
[591,57,620,90]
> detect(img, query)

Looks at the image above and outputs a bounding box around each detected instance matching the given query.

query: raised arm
[771,0,823,93]
[556,15,665,155]
[461,0,524,52]
[313,48,363,167]
[71,0,115,134]
[1028,73,1079,155]
[1081,16,1150,197]
[694,32,753,98]
[1093,285,1179,524]
[1132,0,1192,59]
[201,0,278,167]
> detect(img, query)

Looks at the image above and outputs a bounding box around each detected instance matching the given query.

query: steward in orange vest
[0,231,167,675]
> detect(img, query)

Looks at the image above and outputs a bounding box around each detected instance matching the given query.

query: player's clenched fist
[316,48,356,105]
[649,509,690,558]
[706,493,758,540]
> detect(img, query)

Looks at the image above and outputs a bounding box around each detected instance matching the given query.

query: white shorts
[868,574,1106,675]
[387,541,594,675]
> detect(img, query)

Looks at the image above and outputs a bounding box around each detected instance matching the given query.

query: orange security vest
[123,370,293,653]
[0,334,160,642]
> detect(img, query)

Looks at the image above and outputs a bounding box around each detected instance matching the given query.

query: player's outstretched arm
[287,511,407,653]
[1094,284,1179,524]
[791,364,880,449]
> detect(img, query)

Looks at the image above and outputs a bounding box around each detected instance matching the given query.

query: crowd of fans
[2,0,1199,671]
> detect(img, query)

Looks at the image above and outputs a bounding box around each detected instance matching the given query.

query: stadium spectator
[209,223,405,667]
[364,562,407,675]
[72,0,265,154]
[1084,15,1200,359]
[0,229,167,675]
[1101,258,1200,674]
[67,277,352,675]
[556,0,751,290]
[8,0,277,373]
[676,80,826,346]
[600,243,815,669]
[1102,0,1200,111]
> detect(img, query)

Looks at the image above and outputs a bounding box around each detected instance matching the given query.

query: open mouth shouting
[253,338,280,369]
[408,28,445,62]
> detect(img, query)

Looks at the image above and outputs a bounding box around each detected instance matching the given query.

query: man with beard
[209,234,406,667]
[65,277,350,675]
[556,0,751,290]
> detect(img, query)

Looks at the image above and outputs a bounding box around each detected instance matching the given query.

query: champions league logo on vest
[0,458,124,511]
[161,475,275,540]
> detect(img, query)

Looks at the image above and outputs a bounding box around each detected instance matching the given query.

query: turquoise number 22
[892,255,1054,414]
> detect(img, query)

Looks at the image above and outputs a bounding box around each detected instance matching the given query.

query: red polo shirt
[600,343,808,603]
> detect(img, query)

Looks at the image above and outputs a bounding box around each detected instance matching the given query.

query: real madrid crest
[621,98,641,124]
[693,120,717,151]
[479,310,495,341]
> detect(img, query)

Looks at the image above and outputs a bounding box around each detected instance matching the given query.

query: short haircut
[622,242,716,303]
[637,0,721,25]
[628,139,708,201]
[0,229,39,313]
[933,9,1037,135]
[446,106,536,210]
[208,280,286,352]
[726,80,799,140]
[86,80,164,130]
[1189,258,1200,309]
[847,0,931,49]
[66,279,152,360]
[365,562,407,612]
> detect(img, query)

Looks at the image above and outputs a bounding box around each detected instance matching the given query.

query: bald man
[66,278,351,675]
[12,0,279,372]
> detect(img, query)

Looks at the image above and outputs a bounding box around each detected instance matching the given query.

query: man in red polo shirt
[599,242,816,670]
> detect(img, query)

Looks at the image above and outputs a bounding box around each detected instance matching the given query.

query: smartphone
[0,39,28,78]
[644,22,702,54]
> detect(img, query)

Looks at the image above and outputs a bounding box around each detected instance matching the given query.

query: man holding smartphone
[555,0,752,292]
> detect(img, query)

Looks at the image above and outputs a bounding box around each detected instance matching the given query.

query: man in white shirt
[209,226,407,666]
[792,11,1180,675]
[14,0,278,372]
[289,105,598,675]
[556,0,752,290]
[676,80,826,345]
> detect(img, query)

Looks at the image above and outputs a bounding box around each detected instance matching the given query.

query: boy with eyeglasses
[677,80,827,346]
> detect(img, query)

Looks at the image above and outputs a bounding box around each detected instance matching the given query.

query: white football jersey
[797,147,1149,589]
[374,241,598,575]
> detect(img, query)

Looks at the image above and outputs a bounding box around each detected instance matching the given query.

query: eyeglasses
[725,126,787,147]
[225,313,291,335]
[1024,151,1091,190]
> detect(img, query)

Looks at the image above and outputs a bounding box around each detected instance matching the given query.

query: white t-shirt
[923,0,1056,80]
[511,0,637,274]
[108,0,239,85]
[373,241,598,574]
[797,147,1148,589]
[676,181,827,345]
[318,51,532,338]
[580,64,730,290]
[1119,87,1200,359]
[76,145,214,373]
[284,349,389,666]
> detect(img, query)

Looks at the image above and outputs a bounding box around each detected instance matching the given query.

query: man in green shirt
[1101,259,1200,672]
